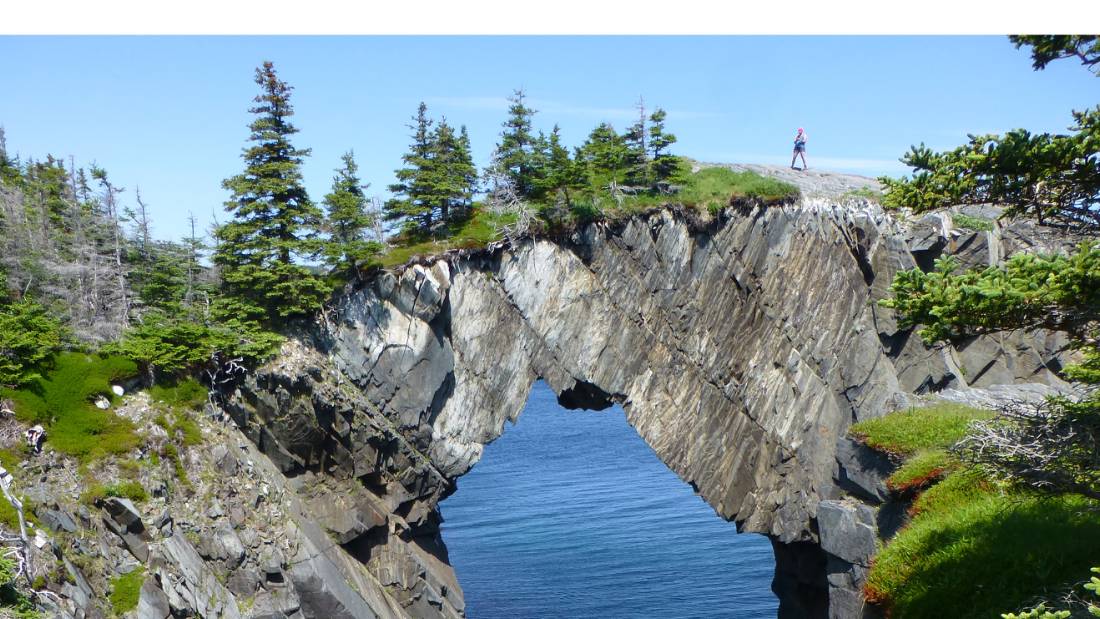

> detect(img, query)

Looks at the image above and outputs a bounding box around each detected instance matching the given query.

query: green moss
[886,449,956,494]
[849,403,993,458]
[866,468,1100,618]
[378,208,516,268]
[108,567,144,615]
[0,352,139,462]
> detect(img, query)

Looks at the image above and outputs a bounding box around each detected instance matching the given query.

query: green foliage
[322,151,382,276]
[213,61,331,324]
[0,352,139,462]
[81,480,148,506]
[849,403,992,458]
[843,185,884,203]
[105,311,283,376]
[379,208,515,268]
[0,298,66,387]
[576,122,630,189]
[108,567,144,615]
[952,213,995,232]
[0,554,38,618]
[1009,35,1100,74]
[882,242,1100,345]
[865,466,1100,619]
[879,106,1100,229]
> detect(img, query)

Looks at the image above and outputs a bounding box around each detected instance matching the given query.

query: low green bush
[81,480,147,506]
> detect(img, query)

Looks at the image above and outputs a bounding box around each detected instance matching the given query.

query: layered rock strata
[217,189,1072,618]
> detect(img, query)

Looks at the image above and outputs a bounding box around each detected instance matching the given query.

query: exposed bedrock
[223,196,1072,618]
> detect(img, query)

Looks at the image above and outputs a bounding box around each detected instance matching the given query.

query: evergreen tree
[622,98,650,187]
[577,123,630,188]
[213,61,329,323]
[543,125,585,205]
[648,108,679,184]
[323,151,381,277]
[492,89,541,199]
[428,120,478,224]
[386,102,436,234]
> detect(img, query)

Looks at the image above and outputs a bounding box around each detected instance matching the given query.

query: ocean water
[439,381,778,619]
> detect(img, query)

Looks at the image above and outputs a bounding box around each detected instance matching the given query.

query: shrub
[81,480,147,505]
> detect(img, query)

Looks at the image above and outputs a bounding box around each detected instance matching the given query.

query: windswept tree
[323,151,381,277]
[213,61,329,323]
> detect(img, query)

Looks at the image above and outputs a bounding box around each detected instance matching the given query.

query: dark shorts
[794,142,806,152]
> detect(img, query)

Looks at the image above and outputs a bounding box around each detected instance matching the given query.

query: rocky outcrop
[20,168,1077,619]
[216,173,1075,618]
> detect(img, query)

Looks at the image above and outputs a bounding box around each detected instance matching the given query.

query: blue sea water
[439,381,779,619]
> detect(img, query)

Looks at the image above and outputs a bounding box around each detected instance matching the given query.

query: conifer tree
[386,102,436,234]
[544,125,585,204]
[428,120,478,223]
[213,61,329,323]
[492,89,541,199]
[648,108,679,184]
[578,123,630,188]
[623,98,650,187]
[323,151,381,277]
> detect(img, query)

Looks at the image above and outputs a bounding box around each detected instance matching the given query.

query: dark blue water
[439,381,778,619]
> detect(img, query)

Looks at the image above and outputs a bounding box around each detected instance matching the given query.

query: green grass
[108,567,144,615]
[622,165,800,214]
[375,161,799,269]
[849,403,993,458]
[0,352,140,462]
[865,468,1100,618]
[843,185,885,202]
[886,449,956,494]
[953,213,995,232]
[379,208,517,268]
[80,480,148,506]
[147,377,207,411]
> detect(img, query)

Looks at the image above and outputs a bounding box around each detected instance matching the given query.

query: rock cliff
[214,166,1072,618]
[25,166,1077,619]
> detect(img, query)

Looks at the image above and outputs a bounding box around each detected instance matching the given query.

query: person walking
[791,128,808,170]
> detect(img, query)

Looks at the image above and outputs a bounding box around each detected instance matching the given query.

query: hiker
[791,128,808,170]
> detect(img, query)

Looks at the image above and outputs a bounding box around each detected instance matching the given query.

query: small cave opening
[438,380,777,618]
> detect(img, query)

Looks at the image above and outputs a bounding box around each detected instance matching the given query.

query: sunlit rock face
[224,179,1072,618]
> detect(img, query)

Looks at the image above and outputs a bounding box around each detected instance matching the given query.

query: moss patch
[886,449,956,495]
[147,377,207,411]
[0,352,139,462]
[81,480,148,506]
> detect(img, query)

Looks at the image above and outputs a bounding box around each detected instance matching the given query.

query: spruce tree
[623,98,650,187]
[492,89,540,199]
[648,108,679,184]
[213,61,329,323]
[386,102,436,235]
[544,125,585,204]
[323,151,381,277]
[428,120,478,224]
[578,123,629,188]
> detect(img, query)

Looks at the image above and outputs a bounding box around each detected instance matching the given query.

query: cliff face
[212,182,1072,618]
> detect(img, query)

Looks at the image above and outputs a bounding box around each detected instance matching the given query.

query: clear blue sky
[1,36,1097,241]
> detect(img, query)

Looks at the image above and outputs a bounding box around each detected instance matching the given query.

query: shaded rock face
[223,200,1072,618]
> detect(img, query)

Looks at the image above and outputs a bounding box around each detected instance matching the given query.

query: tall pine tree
[323,151,381,277]
[623,98,650,187]
[213,61,329,323]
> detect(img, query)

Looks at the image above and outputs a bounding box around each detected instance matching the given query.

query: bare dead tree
[953,392,1100,501]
